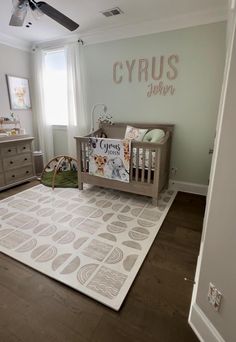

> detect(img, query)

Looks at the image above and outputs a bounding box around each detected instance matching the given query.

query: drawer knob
[23,147,26,150]
[26,171,29,174]
[10,161,13,164]
[12,175,15,178]
[24,158,28,161]
[8,149,11,152]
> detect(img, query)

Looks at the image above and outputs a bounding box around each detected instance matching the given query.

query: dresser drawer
[3,153,32,170]
[1,145,17,157]
[17,142,31,154]
[0,173,4,187]
[5,166,34,184]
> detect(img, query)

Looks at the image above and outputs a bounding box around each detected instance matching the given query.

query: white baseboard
[169,180,208,196]
[189,303,225,342]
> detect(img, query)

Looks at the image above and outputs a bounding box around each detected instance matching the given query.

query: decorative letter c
[113,62,123,84]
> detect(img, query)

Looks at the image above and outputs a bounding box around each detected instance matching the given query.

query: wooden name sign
[113,55,179,97]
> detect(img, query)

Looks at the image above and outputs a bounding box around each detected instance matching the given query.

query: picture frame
[6,75,32,110]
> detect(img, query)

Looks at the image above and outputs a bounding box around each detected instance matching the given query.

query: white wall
[189,6,236,342]
[34,23,225,184]
[0,43,33,135]
[84,23,226,186]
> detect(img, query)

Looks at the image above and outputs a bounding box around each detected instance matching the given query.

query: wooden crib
[75,122,174,205]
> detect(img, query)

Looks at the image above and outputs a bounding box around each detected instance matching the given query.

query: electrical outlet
[208,283,222,311]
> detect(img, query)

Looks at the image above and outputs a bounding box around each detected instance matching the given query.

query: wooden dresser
[0,136,36,191]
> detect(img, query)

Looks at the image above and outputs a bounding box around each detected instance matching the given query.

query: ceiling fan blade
[9,5,27,26]
[36,1,79,31]
[29,0,44,20]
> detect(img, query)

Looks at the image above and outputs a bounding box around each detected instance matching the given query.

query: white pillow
[125,125,148,141]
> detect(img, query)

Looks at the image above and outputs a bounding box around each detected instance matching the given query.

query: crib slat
[153,148,161,197]
[141,148,146,182]
[81,143,84,171]
[135,147,139,181]
[147,149,152,184]
[83,143,87,172]
[85,143,88,171]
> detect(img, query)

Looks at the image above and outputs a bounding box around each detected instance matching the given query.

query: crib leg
[78,182,83,190]
[164,178,169,190]
[152,197,158,206]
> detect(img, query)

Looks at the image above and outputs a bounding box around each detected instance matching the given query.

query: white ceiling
[0,0,228,49]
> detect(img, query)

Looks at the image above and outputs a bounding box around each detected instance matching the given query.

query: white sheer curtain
[66,42,88,157]
[33,42,88,162]
[33,49,54,163]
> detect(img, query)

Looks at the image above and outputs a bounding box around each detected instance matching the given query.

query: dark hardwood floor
[0,181,205,342]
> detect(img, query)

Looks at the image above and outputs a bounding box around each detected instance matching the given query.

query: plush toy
[100,131,107,138]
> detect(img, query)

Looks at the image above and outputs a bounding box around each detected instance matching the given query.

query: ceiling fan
[9,0,79,31]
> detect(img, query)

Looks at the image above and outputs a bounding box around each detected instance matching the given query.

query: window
[43,49,68,125]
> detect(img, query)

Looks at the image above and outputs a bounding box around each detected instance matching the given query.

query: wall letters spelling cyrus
[112,55,179,97]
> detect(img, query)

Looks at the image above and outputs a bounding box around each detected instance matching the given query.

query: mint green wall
[84,22,226,185]
[0,43,33,136]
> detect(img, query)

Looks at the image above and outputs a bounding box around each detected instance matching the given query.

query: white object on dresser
[0,136,36,191]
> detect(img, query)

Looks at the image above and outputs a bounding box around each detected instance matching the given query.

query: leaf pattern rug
[0,184,176,310]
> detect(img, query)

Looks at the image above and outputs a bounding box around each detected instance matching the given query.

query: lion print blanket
[88,138,131,182]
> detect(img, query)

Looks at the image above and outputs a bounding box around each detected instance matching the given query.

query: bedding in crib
[132,148,156,170]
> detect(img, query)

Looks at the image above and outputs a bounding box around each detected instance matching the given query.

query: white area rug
[0,185,176,310]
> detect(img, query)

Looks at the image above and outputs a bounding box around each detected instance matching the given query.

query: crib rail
[76,138,89,173]
[130,132,169,185]
[76,133,169,182]
[131,143,155,184]
[75,127,172,202]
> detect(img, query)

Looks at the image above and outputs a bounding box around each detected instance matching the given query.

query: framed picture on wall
[6,75,31,110]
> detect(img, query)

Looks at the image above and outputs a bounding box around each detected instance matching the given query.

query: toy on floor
[41,155,78,189]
